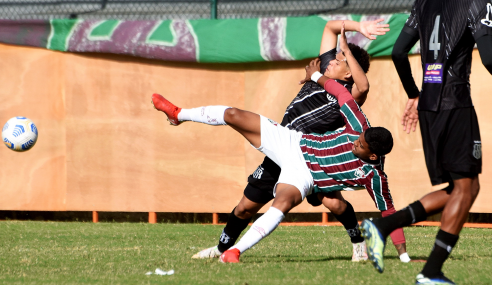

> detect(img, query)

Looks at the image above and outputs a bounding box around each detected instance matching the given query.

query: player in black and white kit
[192,19,411,262]
[360,0,492,283]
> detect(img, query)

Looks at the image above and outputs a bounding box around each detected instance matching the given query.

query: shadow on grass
[244,255,414,263]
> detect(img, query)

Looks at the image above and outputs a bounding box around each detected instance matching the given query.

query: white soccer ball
[2,116,38,152]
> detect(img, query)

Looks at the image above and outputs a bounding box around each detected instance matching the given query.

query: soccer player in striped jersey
[151,30,400,263]
[360,0,492,283]
[189,20,409,263]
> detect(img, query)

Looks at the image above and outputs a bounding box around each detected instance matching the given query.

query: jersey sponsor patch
[481,3,492,27]
[424,63,443,83]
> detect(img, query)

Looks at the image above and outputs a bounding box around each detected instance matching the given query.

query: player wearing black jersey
[360,0,492,283]
[192,19,410,263]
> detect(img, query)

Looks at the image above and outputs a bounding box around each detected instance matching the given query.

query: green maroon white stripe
[299,99,392,210]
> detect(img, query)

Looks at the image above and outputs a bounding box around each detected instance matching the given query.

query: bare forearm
[343,49,369,97]
[325,20,360,34]
[320,20,361,54]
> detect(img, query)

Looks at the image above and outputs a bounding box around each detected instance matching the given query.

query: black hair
[347,43,370,73]
[364,127,393,156]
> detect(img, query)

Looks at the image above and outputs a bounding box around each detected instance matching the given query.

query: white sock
[230,207,285,253]
[399,252,411,263]
[177,106,230,125]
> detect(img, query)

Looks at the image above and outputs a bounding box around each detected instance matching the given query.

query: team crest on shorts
[473,141,482,159]
[267,118,278,126]
[252,165,264,179]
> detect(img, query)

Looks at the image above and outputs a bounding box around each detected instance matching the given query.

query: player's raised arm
[319,19,390,55]
[338,22,370,105]
[323,78,369,134]
[311,19,389,106]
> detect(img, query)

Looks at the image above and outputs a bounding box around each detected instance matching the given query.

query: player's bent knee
[324,201,345,215]
[224,107,242,124]
[272,196,301,214]
[320,194,346,215]
[235,204,260,219]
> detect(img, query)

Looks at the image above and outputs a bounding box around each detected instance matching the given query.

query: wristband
[310,71,323,83]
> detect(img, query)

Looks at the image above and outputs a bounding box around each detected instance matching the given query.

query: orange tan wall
[0,43,490,213]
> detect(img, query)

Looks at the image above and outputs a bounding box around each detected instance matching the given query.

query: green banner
[0,14,416,64]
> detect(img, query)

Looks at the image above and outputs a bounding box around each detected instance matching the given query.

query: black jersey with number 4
[403,0,492,111]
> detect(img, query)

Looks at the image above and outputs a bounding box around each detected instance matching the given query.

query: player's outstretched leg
[151,94,262,147]
[219,184,301,263]
[192,204,257,259]
[360,219,386,273]
[219,206,285,263]
[361,199,429,273]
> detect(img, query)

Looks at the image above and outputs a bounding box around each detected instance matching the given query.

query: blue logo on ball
[3,137,14,149]
[22,140,35,150]
[12,125,25,137]
[31,124,38,135]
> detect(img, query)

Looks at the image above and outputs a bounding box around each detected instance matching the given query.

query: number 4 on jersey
[429,15,441,60]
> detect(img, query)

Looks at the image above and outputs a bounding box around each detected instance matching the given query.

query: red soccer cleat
[219,248,240,263]
[151,93,182,126]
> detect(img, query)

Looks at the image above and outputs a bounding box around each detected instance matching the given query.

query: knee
[224,107,241,123]
[322,196,346,215]
[235,202,258,219]
[272,196,300,214]
[454,178,480,200]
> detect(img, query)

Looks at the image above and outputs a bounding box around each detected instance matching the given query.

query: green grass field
[1,221,492,285]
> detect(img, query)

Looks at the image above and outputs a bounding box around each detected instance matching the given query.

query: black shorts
[419,107,482,185]
[244,156,280,204]
[244,156,323,206]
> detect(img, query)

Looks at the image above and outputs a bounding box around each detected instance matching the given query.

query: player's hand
[359,19,390,40]
[299,58,321,84]
[339,21,349,53]
[401,97,419,134]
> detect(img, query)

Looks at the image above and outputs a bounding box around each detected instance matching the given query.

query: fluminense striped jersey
[299,100,392,210]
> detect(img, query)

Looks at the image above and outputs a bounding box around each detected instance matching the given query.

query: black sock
[332,202,364,243]
[217,208,252,253]
[421,230,459,278]
[374,200,427,238]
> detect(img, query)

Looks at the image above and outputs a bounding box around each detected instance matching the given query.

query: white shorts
[254,115,314,200]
